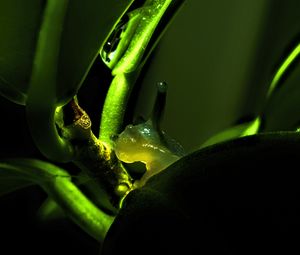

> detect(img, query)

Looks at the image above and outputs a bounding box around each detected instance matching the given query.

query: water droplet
[100,16,129,64]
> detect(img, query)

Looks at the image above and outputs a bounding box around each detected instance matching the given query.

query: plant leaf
[0,0,44,104]
[239,1,300,132]
[0,158,114,241]
[55,0,134,104]
[262,44,300,131]
[0,158,70,197]
[0,0,134,105]
[0,0,134,162]
[200,117,260,148]
[103,131,300,254]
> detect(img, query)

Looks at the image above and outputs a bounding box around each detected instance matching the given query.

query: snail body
[113,82,185,187]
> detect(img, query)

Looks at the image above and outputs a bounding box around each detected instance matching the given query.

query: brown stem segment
[60,98,133,209]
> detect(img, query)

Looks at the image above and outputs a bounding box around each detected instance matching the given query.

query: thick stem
[27,0,73,162]
[61,99,133,210]
[0,158,114,241]
[99,73,131,147]
[112,0,174,75]
[98,0,176,146]
[42,176,114,241]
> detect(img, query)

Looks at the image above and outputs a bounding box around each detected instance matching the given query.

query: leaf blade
[0,158,70,197]
[0,0,135,104]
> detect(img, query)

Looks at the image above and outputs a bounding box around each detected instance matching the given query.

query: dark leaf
[103,132,300,254]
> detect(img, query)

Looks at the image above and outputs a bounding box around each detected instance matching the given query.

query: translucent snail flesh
[113,82,185,187]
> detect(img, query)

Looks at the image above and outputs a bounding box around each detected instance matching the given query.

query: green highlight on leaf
[267,42,300,98]
[0,158,114,241]
[241,117,261,136]
[259,41,300,132]
[201,40,300,149]
[200,117,261,148]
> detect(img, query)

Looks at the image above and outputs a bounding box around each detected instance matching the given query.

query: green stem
[99,73,133,147]
[0,158,114,241]
[112,0,174,75]
[99,0,176,146]
[27,0,73,162]
[42,176,114,241]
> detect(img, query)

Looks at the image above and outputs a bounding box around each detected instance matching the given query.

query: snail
[113,82,185,187]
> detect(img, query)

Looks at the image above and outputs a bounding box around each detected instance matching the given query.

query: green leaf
[0,0,44,104]
[55,0,135,104]
[262,42,300,131]
[240,1,300,132]
[0,158,70,196]
[0,0,134,105]
[0,0,134,162]
[200,117,260,148]
[0,158,114,241]
[0,157,70,196]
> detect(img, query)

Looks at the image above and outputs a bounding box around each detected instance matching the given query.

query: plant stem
[99,73,132,147]
[112,0,174,75]
[1,158,114,241]
[99,0,176,147]
[27,0,73,162]
[42,175,114,241]
[61,99,133,209]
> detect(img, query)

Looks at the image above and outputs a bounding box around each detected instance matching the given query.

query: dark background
[1,0,300,254]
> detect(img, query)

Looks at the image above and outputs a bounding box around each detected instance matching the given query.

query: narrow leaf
[200,117,260,148]
[262,46,300,131]
[0,158,114,241]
